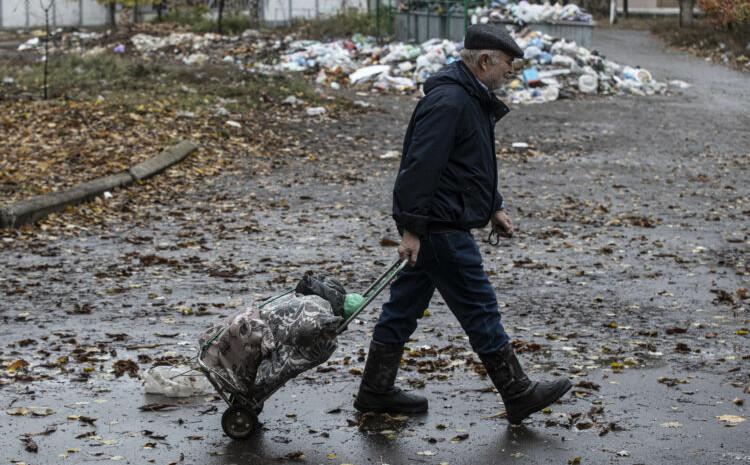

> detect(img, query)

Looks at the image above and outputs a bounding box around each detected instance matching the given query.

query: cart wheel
[221,406,258,440]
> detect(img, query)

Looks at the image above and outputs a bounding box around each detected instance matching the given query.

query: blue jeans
[372,230,510,355]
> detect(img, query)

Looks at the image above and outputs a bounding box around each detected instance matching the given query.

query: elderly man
[354,24,571,425]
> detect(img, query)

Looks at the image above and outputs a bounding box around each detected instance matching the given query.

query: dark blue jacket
[393,60,509,237]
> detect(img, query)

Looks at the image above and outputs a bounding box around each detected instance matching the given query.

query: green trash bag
[343,293,365,318]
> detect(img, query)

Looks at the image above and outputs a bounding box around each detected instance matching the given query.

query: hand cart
[197,258,408,439]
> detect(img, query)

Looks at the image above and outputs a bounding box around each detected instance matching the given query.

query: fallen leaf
[661,421,682,428]
[716,415,745,426]
[451,432,469,443]
[285,451,305,460]
[139,403,178,412]
[6,359,29,373]
[21,435,38,453]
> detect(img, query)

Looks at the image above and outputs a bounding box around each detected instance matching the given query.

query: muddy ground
[1,28,748,465]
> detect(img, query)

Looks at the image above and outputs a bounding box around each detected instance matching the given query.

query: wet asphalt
[1,28,748,465]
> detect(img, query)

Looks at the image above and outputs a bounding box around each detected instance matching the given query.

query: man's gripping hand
[398,230,421,267]
[491,210,514,239]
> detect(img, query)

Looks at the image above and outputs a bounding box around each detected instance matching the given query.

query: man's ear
[479,53,489,71]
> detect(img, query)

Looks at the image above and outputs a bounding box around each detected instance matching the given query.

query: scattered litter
[349,65,391,84]
[18,37,40,51]
[668,80,691,89]
[578,74,598,94]
[225,120,242,128]
[283,95,301,105]
[380,150,400,160]
[512,142,530,149]
[143,365,213,397]
[472,1,594,24]
[306,106,326,116]
[183,52,209,66]
[2,76,14,85]
[13,25,668,106]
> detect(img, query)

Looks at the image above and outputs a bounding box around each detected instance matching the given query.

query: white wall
[1,0,109,29]
[262,0,368,24]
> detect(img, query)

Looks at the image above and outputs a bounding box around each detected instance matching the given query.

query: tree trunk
[679,0,694,27]
[43,4,50,100]
[109,1,117,28]
[217,0,225,34]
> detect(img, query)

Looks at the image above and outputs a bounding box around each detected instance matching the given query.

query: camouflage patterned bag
[199,294,342,398]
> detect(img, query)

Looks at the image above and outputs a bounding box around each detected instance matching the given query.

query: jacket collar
[456,61,510,122]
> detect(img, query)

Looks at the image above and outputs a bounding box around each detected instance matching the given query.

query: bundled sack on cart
[198,273,364,397]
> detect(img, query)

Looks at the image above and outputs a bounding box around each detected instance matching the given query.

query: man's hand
[399,230,421,267]
[491,210,514,239]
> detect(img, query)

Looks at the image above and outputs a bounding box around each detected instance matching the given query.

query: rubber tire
[221,406,258,440]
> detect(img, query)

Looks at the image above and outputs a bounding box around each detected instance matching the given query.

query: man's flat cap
[464,24,524,59]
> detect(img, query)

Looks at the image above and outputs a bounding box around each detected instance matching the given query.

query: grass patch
[157,7,254,35]
[290,9,390,40]
[8,54,324,111]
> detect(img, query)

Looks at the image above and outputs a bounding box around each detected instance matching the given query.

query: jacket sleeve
[393,95,461,237]
[493,190,505,212]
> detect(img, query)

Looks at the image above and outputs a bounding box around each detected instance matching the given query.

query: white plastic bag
[143,365,213,398]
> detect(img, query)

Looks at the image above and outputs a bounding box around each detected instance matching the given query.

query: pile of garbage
[16,27,280,67]
[14,25,679,104]
[17,29,104,53]
[268,29,673,103]
[471,1,594,25]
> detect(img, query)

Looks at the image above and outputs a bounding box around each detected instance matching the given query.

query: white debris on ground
[14,25,682,104]
[471,1,594,25]
[17,29,104,53]
[267,29,671,103]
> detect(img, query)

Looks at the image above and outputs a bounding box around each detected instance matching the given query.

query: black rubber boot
[480,343,571,425]
[354,340,428,414]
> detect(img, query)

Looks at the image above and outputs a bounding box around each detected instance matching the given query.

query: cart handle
[336,258,408,334]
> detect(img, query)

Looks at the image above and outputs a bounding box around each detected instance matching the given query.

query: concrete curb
[130,140,198,181]
[0,141,198,229]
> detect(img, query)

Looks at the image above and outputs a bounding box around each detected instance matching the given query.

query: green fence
[377,0,480,42]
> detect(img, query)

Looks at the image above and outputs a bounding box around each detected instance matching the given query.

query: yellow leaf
[7,359,28,374]
[7,407,29,416]
[326,453,336,459]
[716,415,745,426]
[736,329,748,336]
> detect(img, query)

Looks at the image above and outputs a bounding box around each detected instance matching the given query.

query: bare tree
[217,0,226,34]
[40,0,55,100]
[108,0,117,28]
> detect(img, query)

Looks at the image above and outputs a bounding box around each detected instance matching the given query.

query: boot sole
[353,400,428,415]
[507,379,572,425]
